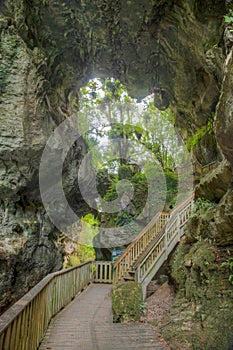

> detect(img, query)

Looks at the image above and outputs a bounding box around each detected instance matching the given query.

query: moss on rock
[163,229,233,349]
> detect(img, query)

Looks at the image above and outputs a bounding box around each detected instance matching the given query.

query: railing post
[164,226,168,259]
[177,212,182,241]
[191,198,195,212]
[135,266,140,283]
[91,262,95,282]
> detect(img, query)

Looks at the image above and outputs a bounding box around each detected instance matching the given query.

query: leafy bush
[165,169,178,207]
[118,164,133,180]
[190,198,216,218]
[66,255,81,267]
[224,10,233,23]
[112,281,145,322]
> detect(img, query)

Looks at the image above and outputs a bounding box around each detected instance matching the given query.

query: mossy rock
[67,254,81,267]
[112,281,144,322]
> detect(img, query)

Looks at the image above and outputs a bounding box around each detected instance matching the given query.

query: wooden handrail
[113,211,170,283]
[113,193,194,284]
[0,262,93,350]
[134,193,194,272]
[93,261,113,283]
[135,194,194,298]
[0,189,198,348]
[193,160,217,175]
[176,161,217,176]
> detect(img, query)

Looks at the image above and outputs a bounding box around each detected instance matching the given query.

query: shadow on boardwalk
[39,284,166,350]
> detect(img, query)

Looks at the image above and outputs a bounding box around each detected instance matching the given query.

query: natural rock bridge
[0,192,195,350]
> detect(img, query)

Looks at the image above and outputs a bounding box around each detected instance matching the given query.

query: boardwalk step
[123,276,135,281]
[113,194,194,291]
[39,284,166,350]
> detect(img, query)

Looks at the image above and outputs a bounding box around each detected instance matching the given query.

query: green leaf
[224,15,233,23]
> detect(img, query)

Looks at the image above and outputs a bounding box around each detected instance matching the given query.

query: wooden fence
[135,194,194,298]
[0,262,92,350]
[113,212,170,283]
[93,261,113,283]
[193,161,217,176]
[113,193,194,293]
[176,161,217,179]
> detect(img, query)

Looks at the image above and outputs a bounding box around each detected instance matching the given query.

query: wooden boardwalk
[39,284,166,350]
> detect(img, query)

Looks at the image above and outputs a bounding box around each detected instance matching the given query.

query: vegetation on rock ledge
[112,281,145,323]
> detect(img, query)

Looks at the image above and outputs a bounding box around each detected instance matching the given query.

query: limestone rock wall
[0,21,64,312]
[162,46,233,350]
[0,4,90,312]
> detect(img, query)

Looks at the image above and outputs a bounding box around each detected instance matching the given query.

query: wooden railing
[0,262,92,350]
[113,193,194,286]
[193,161,217,178]
[93,261,113,283]
[0,160,215,349]
[134,194,194,297]
[113,212,170,283]
[0,260,115,350]
[176,161,218,179]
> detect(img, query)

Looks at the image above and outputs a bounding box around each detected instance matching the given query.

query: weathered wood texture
[113,193,194,297]
[39,284,166,350]
[176,161,218,178]
[0,262,92,350]
[113,212,170,283]
[135,195,194,298]
[93,261,113,283]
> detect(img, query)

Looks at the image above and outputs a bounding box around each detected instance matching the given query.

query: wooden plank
[135,195,194,296]
[0,262,92,350]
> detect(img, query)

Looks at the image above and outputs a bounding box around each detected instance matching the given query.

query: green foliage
[112,282,144,322]
[79,213,99,247]
[118,164,133,180]
[224,9,233,23]
[66,255,80,267]
[79,77,185,172]
[81,213,99,226]
[131,172,148,213]
[190,198,216,218]
[65,244,96,268]
[165,169,178,207]
[100,163,178,228]
[186,117,214,151]
[196,197,216,211]
[78,77,187,231]
[221,258,233,285]
[77,244,96,262]
[101,171,148,228]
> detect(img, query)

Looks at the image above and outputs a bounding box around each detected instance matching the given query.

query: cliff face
[0,0,232,346]
[0,26,62,310]
[0,1,91,311]
[162,44,233,349]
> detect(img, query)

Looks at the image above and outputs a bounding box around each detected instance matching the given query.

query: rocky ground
[140,282,174,349]
[139,282,192,350]
[138,272,233,350]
